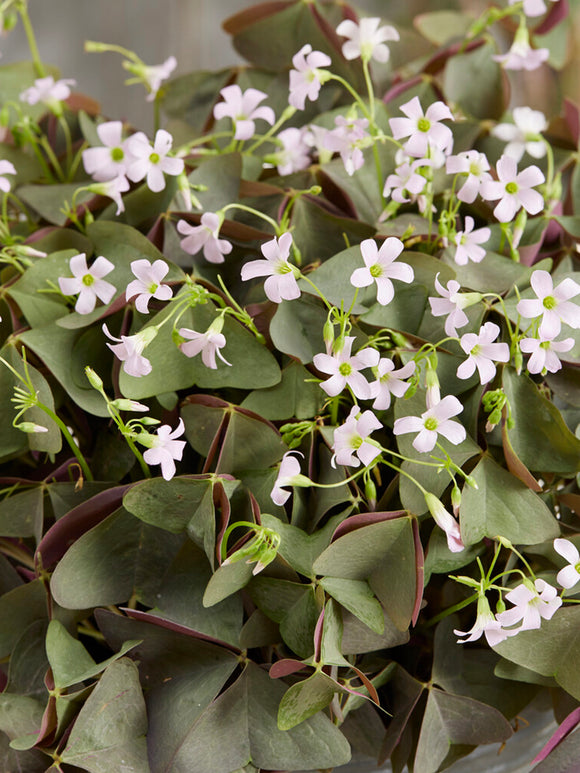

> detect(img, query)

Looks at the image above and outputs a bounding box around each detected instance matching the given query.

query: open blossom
[0,160,16,192]
[313,336,379,400]
[429,275,480,337]
[103,323,155,378]
[82,121,131,182]
[335,17,399,63]
[178,322,231,369]
[446,151,492,203]
[516,270,580,339]
[424,493,464,553]
[271,452,310,505]
[453,217,490,265]
[454,595,511,646]
[125,129,184,192]
[273,128,311,175]
[383,159,428,203]
[332,406,382,468]
[213,85,275,141]
[370,358,415,410]
[491,107,547,163]
[142,419,186,481]
[143,56,177,101]
[88,175,130,216]
[125,258,172,313]
[480,155,544,223]
[393,394,466,453]
[322,116,370,176]
[58,253,116,314]
[553,538,580,589]
[389,96,454,159]
[20,76,75,106]
[519,335,574,374]
[496,579,562,633]
[177,214,232,264]
[494,37,549,71]
[508,0,560,17]
[241,232,300,303]
[350,237,413,305]
[457,322,510,385]
[288,45,331,110]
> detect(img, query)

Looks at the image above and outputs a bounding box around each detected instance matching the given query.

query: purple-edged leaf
[532,706,580,764]
[534,0,570,35]
[270,659,309,679]
[277,670,345,731]
[320,577,384,635]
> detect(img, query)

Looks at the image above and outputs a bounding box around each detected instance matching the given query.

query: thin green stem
[362,58,375,123]
[36,403,94,480]
[423,592,479,628]
[58,115,73,178]
[220,202,280,233]
[18,1,46,77]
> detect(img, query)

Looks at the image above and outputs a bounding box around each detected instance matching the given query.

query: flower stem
[18,0,46,78]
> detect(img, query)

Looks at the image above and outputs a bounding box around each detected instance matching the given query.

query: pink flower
[273,128,311,175]
[332,406,382,467]
[454,595,510,646]
[142,419,186,481]
[370,358,416,410]
[143,56,177,101]
[457,322,510,385]
[446,150,492,203]
[289,45,331,110]
[496,579,562,633]
[82,121,130,182]
[335,17,399,63]
[553,538,580,589]
[393,394,466,453]
[383,159,428,203]
[0,159,16,192]
[20,76,75,106]
[428,275,478,337]
[493,38,549,71]
[102,323,154,378]
[87,175,130,216]
[240,232,300,303]
[491,107,547,163]
[516,270,580,339]
[213,85,275,141]
[271,451,307,506]
[178,325,231,369]
[350,237,413,305]
[519,335,574,374]
[177,213,232,264]
[453,217,490,265]
[508,0,560,17]
[389,97,454,158]
[424,492,465,553]
[322,115,369,176]
[58,253,116,314]
[125,129,184,192]
[313,336,379,400]
[125,258,172,313]
[480,155,545,223]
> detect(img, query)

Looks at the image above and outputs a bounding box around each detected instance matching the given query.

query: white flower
[457,322,510,385]
[20,76,75,106]
[383,159,429,203]
[213,85,275,141]
[288,45,331,110]
[453,217,490,265]
[273,127,311,175]
[125,129,184,192]
[178,323,231,369]
[271,451,310,505]
[350,237,413,305]
[0,159,16,192]
[313,336,379,400]
[322,115,369,175]
[335,17,399,63]
[142,419,186,481]
[143,56,177,101]
[87,175,130,216]
[125,258,172,313]
[393,394,466,453]
[554,538,580,589]
[102,323,155,378]
[516,269,580,339]
[446,151,492,203]
[424,492,465,554]
[177,213,232,264]
[493,38,549,71]
[82,121,130,182]
[332,406,382,468]
[496,579,562,632]
[240,232,300,303]
[480,155,545,223]
[370,358,415,410]
[519,335,574,374]
[454,595,511,646]
[58,253,116,315]
[491,107,547,163]
[389,96,454,159]
[428,275,480,337]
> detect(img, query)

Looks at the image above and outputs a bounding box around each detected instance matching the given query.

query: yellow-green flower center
[505,181,518,194]
[82,274,94,286]
[111,147,124,162]
[148,282,158,294]
[543,295,556,310]
[351,435,363,449]
[417,117,431,133]
[149,152,160,164]
[370,263,383,278]
[424,417,438,431]
[339,362,352,376]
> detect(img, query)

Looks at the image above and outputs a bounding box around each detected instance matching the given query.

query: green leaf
[320,577,384,635]
[18,183,94,226]
[0,487,43,540]
[163,69,232,135]
[0,693,44,743]
[277,670,342,731]
[459,456,559,546]
[7,250,71,328]
[241,361,323,420]
[60,658,150,773]
[203,560,256,608]
[360,284,428,336]
[444,41,507,120]
[414,11,472,45]
[503,367,580,475]
[270,294,327,363]
[0,580,47,659]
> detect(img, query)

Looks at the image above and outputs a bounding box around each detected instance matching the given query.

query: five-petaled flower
[519,335,574,374]
[178,320,231,370]
[496,579,562,633]
[88,175,130,215]
[350,237,413,305]
[493,37,549,71]
[393,394,466,453]
[424,492,465,553]
[335,17,399,63]
[125,129,184,192]
[454,595,511,646]
[457,322,510,385]
[446,151,492,203]
[332,406,382,467]
[142,419,187,481]
[213,85,275,141]
[125,258,172,313]
[288,45,331,110]
[516,269,580,339]
[383,159,429,203]
[271,451,310,505]
[429,275,481,337]
[82,121,130,182]
[241,232,300,303]
[58,253,116,314]
[273,128,311,175]
[452,216,490,266]
[389,96,454,158]
[103,323,156,378]
[177,213,232,264]
[20,76,75,107]
[553,538,580,589]
[491,107,547,163]
[370,358,415,410]
[480,155,545,223]
[313,336,379,400]
[143,56,177,101]
[322,115,370,176]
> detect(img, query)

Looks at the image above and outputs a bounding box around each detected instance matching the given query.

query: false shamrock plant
[1,0,580,771]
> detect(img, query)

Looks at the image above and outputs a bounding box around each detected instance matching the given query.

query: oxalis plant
[0,0,580,771]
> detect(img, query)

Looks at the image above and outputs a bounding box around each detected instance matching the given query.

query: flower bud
[495,597,506,614]
[17,422,48,434]
[451,484,461,509]
[110,398,149,412]
[85,366,103,390]
[365,477,377,505]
